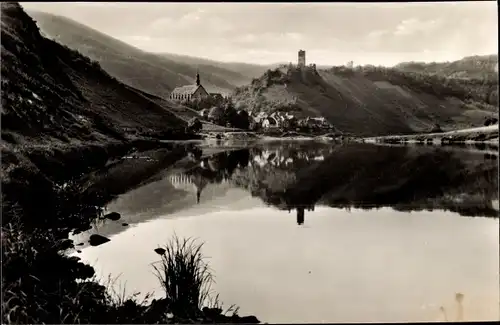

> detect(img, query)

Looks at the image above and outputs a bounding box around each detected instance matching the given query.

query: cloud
[21,2,498,65]
[393,18,442,36]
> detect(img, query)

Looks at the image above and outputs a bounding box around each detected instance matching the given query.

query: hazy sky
[21,1,498,66]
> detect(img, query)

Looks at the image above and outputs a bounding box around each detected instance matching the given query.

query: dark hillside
[1,2,186,146]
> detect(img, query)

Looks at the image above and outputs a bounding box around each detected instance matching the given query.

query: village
[168,50,336,135]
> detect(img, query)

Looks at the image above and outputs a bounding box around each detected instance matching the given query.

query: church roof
[171,85,203,95]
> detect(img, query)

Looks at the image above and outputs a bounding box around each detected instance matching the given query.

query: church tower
[196,70,200,86]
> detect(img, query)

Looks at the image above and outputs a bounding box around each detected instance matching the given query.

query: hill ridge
[26,10,270,96]
[232,65,498,136]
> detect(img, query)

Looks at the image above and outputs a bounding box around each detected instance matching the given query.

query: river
[71,141,499,323]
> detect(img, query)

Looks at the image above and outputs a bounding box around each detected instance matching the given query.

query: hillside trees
[186,117,202,133]
[182,95,222,111]
[208,106,225,124]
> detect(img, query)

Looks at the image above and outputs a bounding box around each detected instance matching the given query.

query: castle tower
[196,70,200,86]
[298,50,306,68]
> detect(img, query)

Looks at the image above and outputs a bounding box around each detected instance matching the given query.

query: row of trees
[184,98,252,133]
[207,102,251,129]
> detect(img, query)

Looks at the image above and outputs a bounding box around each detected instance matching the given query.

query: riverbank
[1,135,260,324]
[363,124,499,145]
[198,124,499,145]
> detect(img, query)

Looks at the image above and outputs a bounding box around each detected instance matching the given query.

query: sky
[21,1,498,67]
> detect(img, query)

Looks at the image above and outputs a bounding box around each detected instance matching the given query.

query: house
[252,111,269,124]
[302,117,332,129]
[262,116,279,129]
[170,71,209,102]
[270,111,297,129]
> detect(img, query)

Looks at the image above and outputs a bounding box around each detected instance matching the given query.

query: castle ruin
[298,50,306,67]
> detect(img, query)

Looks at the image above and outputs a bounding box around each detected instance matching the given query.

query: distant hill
[26,10,270,96]
[159,53,273,86]
[232,65,498,136]
[1,2,186,147]
[395,54,498,80]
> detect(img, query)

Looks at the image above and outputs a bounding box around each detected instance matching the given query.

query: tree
[222,102,238,127]
[283,116,298,130]
[186,117,202,133]
[182,96,220,111]
[234,110,250,130]
[208,106,224,124]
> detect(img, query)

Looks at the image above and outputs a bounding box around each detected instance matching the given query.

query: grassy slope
[0,0,200,203]
[1,2,189,147]
[233,66,498,137]
[27,10,268,96]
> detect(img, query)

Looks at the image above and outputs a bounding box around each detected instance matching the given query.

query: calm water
[72,142,499,323]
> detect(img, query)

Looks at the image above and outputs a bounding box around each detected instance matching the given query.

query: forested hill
[395,54,498,80]
[232,64,498,137]
[27,10,270,95]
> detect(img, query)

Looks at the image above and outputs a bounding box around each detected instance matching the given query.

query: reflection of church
[288,204,315,225]
[169,172,229,204]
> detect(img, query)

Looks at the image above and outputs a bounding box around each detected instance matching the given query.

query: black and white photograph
[1,1,499,324]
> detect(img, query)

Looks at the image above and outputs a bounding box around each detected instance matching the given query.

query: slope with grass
[1,0,199,221]
[27,10,269,96]
[232,65,498,137]
[1,3,191,148]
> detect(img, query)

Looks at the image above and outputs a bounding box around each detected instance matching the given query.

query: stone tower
[298,50,306,67]
[196,70,200,86]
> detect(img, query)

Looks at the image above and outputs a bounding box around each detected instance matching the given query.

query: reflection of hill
[74,142,498,246]
[228,144,498,218]
[74,149,258,244]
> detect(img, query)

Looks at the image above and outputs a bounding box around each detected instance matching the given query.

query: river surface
[72,141,499,323]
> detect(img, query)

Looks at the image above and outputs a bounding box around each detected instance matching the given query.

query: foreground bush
[152,236,213,318]
[1,217,259,324]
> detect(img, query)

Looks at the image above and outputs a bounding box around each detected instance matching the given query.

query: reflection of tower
[297,207,305,225]
[192,175,209,204]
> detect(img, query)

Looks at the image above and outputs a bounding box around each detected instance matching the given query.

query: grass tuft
[151,235,215,318]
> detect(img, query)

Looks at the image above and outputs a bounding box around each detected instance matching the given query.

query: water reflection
[78,143,498,240]
[72,142,499,323]
[166,143,498,221]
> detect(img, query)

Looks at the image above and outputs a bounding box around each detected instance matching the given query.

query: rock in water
[104,212,121,221]
[57,239,74,251]
[122,222,129,226]
[154,248,166,255]
[89,234,110,246]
